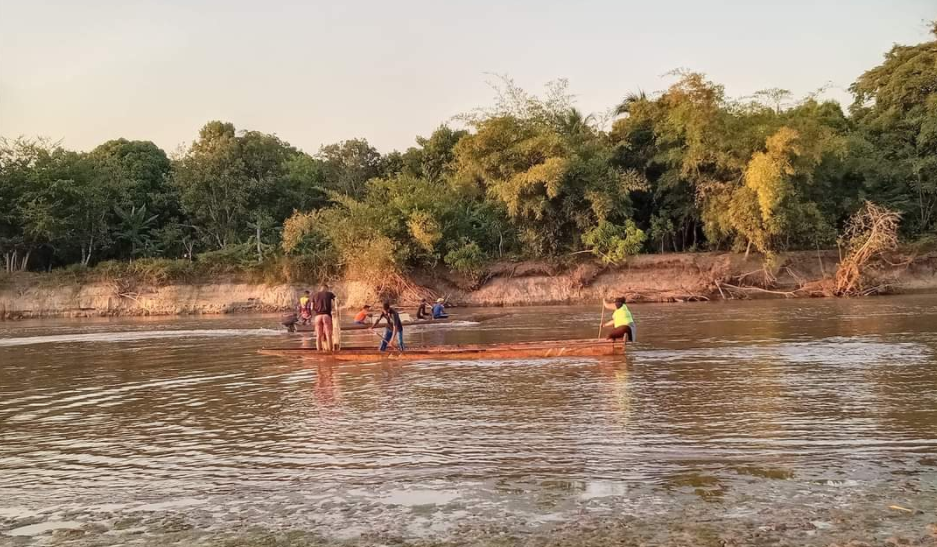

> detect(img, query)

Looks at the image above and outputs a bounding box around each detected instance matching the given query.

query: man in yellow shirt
[602,297,636,342]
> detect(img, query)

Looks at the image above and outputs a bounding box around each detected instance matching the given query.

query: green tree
[57,161,112,266]
[611,73,739,251]
[455,89,633,256]
[6,26,937,278]
[114,204,159,260]
[444,238,488,284]
[582,220,647,264]
[281,153,329,213]
[88,139,174,217]
[750,88,794,114]
[649,214,675,253]
[317,138,383,197]
[411,125,469,182]
[172,121,300,250]
[850,23,937,235]
[0,138,102,270]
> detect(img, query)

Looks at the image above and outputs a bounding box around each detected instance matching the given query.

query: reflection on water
[1,298,937,544]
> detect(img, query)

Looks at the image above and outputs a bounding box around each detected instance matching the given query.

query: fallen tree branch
[834,202,901,296]
[720,283,800,298]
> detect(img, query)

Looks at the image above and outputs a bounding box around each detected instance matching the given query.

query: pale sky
[0,0,933,155]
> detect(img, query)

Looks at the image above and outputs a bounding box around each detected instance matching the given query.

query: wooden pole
[597,300,606,339]
[333,297,342,351]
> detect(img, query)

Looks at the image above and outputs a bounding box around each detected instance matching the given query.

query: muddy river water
[1,297,936,546]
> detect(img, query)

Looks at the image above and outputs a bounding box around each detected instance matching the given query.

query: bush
[139,258,196,284]
[582,220,647,265]
[445,238,488,277]
[344,236,400,283]
[196,244,257,269]
[282,211,322,255]
[271,254,337,284]
[407,210,442,255]
[89,258,196,285]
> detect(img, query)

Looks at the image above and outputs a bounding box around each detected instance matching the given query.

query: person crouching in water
[298,290,313,325]
[353,304,373,325]
[372,302,405,351]
[603,297,636,343]
[416,298,429,320]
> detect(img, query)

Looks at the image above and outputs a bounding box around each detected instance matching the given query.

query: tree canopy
[1,24,935,280]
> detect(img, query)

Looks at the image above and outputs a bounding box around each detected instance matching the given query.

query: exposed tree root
[832,202,901,296]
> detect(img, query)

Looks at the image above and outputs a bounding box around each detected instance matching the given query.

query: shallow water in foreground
[1,297,936,546]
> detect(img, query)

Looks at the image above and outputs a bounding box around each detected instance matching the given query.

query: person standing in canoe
[312,284,336,351]
[298,290,313,325]
[432,298,449,319]
[603,297,636,343]
[372,301,405,351]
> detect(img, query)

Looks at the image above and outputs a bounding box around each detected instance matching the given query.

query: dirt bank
[3,251,936,320]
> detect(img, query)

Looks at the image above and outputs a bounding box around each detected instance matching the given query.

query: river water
[1,297,936,546]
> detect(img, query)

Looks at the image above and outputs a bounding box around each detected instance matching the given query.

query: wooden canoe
[258,339,624,362]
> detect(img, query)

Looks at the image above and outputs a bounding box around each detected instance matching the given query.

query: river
[1,296,936,546]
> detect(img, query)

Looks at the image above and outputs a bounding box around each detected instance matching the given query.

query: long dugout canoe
[258,339,624,362]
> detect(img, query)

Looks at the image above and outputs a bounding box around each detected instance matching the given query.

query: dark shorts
[607,325,633,342]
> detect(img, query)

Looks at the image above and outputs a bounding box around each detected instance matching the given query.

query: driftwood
[833,202,902,296]
[714,203,903,299]
[619,288,710,303]
[719,283,800,298]
[380,272,439,304]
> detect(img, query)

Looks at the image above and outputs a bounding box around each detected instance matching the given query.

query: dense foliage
[2,26,935,282]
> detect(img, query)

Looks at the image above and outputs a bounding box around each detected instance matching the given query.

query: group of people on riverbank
[292,289,636,352]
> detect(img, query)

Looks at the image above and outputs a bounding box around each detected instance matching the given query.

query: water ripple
[1,302,936,544]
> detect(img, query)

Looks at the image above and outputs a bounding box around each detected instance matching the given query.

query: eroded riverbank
[5,251,937,320]
[2,299,936,545]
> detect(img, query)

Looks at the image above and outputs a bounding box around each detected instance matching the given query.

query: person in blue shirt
[432,298,448,319]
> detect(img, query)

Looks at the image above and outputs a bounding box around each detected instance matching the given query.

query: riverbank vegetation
[2,24,935,294]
